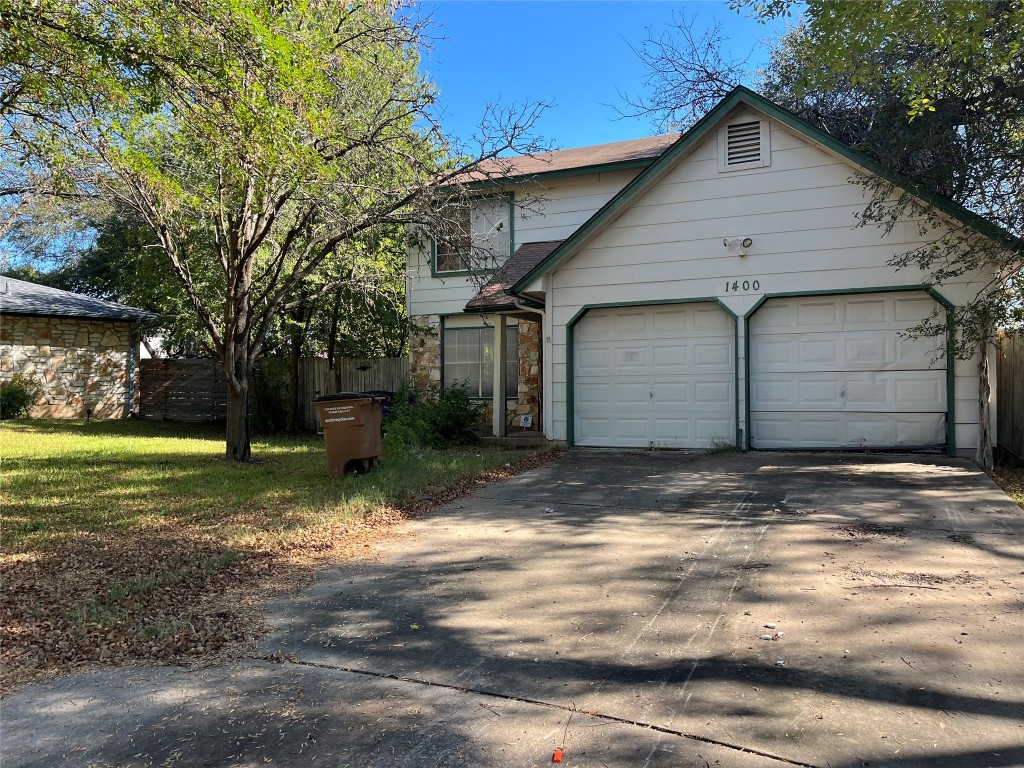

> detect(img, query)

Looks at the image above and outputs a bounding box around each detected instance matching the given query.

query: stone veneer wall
[0,314,136,418]
[514,319,541,430]
[408,314,542,431]
[409,314,442,389]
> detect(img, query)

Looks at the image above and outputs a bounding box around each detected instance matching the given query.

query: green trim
[944,305,956,457]
[429,235,479,278]
[734,320,741,449]
[431,192,514,278]
[743,320,751,451]
[743,286,956,455]
[507,189,516,256]
[511,85,1020,295]
[438,314,446,387]
[464,158,657,191]
[566,298,739,449]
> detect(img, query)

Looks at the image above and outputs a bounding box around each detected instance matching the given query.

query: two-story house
[407,87,1005,457]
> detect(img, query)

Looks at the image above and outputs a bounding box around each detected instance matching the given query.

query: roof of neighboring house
[460,134,679,186]
[512,86,1022,295]
[465,240,564,312]
[0,277,157,322]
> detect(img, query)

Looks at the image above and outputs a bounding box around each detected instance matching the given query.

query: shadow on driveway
[3,451,1023,767]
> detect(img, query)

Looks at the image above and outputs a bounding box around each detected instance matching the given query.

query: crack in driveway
[252,654,825,768]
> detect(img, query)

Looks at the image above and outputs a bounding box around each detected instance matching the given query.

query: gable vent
[719,119,770,171]
[726,121,761,164]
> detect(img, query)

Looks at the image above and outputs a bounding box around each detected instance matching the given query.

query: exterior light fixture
[723,237,754,256]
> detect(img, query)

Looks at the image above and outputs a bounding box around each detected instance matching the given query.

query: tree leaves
[3,0,548,459]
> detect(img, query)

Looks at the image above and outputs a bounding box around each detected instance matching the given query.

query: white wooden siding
[546,113,990,453]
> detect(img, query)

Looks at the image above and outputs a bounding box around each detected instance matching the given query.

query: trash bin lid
[313,391,387,403]
[313,392,370,403]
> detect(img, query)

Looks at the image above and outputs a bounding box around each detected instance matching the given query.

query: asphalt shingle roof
[459,134,679,184]
[465,240,563,312]
[0,277,156,321]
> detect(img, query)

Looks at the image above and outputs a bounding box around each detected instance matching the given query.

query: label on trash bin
[319,403,360,426]
[322,405,355,415]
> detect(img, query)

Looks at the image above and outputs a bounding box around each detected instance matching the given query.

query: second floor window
[434,195,512,274]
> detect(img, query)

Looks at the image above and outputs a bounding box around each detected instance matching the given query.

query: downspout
[512,297,546,437]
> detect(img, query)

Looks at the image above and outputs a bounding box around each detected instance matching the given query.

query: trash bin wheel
[345,458,377,475]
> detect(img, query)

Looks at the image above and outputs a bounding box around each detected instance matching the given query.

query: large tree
[2,0,544,460]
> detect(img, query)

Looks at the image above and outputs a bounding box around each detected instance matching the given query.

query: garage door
[573,303,735,448]
[749,292,946,450]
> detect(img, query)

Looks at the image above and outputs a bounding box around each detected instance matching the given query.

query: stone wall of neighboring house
[409,314,442,389]
[0,314,136,418]
[409,314,542,431]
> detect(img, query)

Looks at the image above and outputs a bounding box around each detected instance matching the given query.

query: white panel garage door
[574,303,735,448]
[749,292,946,450]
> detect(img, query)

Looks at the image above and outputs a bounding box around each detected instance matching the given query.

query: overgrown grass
[1,419,548,686]
[1,419,532,552]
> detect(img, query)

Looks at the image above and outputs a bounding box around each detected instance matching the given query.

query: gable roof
[461,134,678,187]
[465,241,563,312]
[512,85,1020,295]
[0,277,156,321]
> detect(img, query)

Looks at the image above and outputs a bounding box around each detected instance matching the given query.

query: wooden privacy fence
[253,357,334,432]
[333,356,409,393]
[996,331,1023,466]
[139,358,227,422]
[140,356,409,430]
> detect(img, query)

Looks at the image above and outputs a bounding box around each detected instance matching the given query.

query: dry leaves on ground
[1,450,557,694]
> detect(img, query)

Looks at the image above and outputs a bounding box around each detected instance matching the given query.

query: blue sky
[417,1,791,150]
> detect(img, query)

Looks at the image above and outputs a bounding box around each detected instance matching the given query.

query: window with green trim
[443,325,518,399]
[436,203,473,272]
[434,196,511,274]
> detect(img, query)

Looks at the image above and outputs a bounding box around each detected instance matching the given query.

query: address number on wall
[723,279,761,293]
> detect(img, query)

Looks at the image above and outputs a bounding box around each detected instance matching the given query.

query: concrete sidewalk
[4,451,1023,767]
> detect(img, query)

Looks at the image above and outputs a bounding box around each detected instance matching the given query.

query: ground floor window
[443,324,518,399]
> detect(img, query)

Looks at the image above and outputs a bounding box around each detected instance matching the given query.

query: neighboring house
[0,277,155,418]
[408,87,1006,457]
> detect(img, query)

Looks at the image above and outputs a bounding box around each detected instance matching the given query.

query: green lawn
[1,419,532,552]
[0,420,547,687]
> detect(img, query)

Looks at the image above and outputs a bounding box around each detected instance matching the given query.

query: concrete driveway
[4,451,1023,767]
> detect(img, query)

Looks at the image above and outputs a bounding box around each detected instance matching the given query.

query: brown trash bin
[313,392,385,477]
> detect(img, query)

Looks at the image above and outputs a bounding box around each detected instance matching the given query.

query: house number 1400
[724,279,760,293]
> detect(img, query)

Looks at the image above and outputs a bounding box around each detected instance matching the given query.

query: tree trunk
[286,302,312,433]
[287,337,301,432]
[226,378,251,461]
[225,340,252,461]
[976,338,993,469]
[327,287,342,371]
